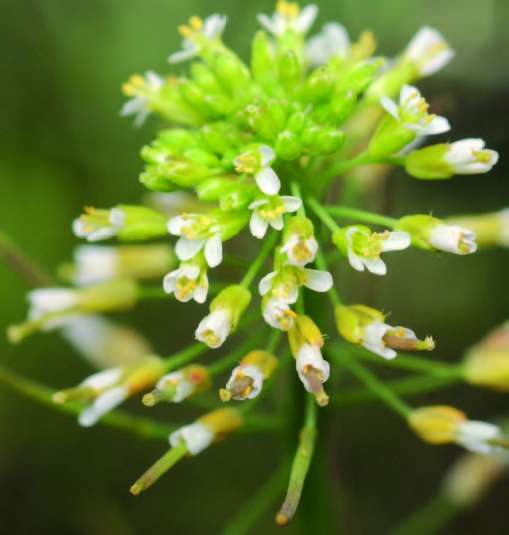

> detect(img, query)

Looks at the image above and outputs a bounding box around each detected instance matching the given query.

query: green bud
[219,185,257,211]
[368,116,416,157]
[209,50,250,94]
[334,304,385,344]
[275,130,302,160]
[190,62,223,94]
[196,177,237,202]
[366,61,417,101]
[251,31,277,88]
[211,284,251,330]
[339,59,384,95]
[116,205,168,241]
[139,168,178,192]
[315,128,346,154]
[183,148,221,168]
[218,211,251,240]
[286,111,309,135]
[78,279,139,313]
[305,66,334,102]
[396,214,438,250]
[405,144,451,179]
[158,129,199,153]
[278,49,302,90]
[329,90,357,123]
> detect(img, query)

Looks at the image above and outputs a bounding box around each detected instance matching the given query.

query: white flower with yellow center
[262,296,298,331]
[404,26,455,77]
[168,214,223,268]
[381,85,450,136]
[305,22,350,65]
[249,196,302,238]
[169,422,214,455]
[73,207,126,242]
[195,308,231,348]
[281,232,318,266]
[235,145,281,196]
[429,224,477,255]
[163,261,208,304]
[120,71,164,127]
[224,365,264,401]
[444,139,499,175]
[344,226,411,276]
[168,14,228,64]
[258,1,318,37]
[295,343,330,397]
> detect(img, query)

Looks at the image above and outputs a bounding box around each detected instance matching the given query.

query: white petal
[259,271,276,295]
[270,215,284,231]
[250,212,269,239]
[424,115,451,135]
[257,13,278,35]
[169,422,213,455]
[347,249,365,272]
[163,269,179,294]
[259,145,275,166]
[381,231,411,252]
[363,322,396,359]
[456,421,501,455]
[362,257,387,276]
[295,5,318,33]
[79,386,127,427]
[175,238,205,261]
[204,234,223,268]
[255,167,281,196]
[167,215,187,235]
[380,97,400,120]
[193,278,208,304]
[281,196,302,213]
[303,269,333,292]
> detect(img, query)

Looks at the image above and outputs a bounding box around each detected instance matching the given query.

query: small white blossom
[73,207,126,242]
[79,385,128,427]
[195,308,231,348]
[280,233,318,266]
[120,71,164,127]
[262,297,297,331]
[163,262,208,303]
[28,288,78,330]
[345,227,411,276]
[73,246,118,286]
[168,214,223,268]
[295,343,330,394]
[456,421,502,455]
[156,371,194,403]
[381,85,450,136]
[429,224,477,255]
[305,22,350,65]
[168,15,228,64]
[169,422,214,455]
[404,26,454,77]
[225,365,264,400]
[444,139,499,175]
[258,3,318,37]
[249,196,301,239]
[235,145,281,196]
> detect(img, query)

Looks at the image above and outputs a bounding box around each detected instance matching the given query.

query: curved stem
[326,205,398,228]
[240,231,278,289]
[308,197,341,233]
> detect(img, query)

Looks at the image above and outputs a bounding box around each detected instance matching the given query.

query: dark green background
[1,0,508,533]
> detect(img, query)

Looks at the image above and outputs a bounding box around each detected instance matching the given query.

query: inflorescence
[6,1,508,528]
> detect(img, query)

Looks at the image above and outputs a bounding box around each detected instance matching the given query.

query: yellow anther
[189,16,203,30]
[277,0,299,18]
[178,24,192,38]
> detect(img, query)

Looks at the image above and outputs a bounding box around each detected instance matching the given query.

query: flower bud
[163,255,209,304]
[275,130,303,161]
[220,350,278,401]
[463,322,509,391]
[405,139,499,180]
[73,205,167,242]
[288,315,330,406]
[195,285,251,348]
[69,244,175,286]
[169,408,243,455]
[397,214,477,255]
[335,304,434,359]
[143,364,211,406]
[251,30,278,88]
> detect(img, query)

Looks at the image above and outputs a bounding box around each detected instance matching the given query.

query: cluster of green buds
[6,0,506,528]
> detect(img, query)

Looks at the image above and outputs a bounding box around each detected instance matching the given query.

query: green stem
[0,231,54,287]
[130,441,188,495]
[276,394,317,526]
[314,248,342,306]
[0,365,175,440]
[221,462,290,535]
[240,231,278,289]
[329,347,412,418]
[291,182,306,216]
[163,342,209,372]
[332,374,459,408]
[307,197,341,233]
[326,205,398,228]
[351,346,464,378]
[266,329,282,354]
[138,282,226,301]
[208,333,266,375]
[392,495,461,535]
[319,152,374,181]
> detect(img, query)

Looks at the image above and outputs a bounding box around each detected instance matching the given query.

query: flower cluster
[6,1,507,528]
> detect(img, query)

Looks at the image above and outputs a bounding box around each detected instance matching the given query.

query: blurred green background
[1,0,508,533]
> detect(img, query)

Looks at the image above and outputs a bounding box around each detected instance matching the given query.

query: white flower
[163,262,208,303]
[295,344,330,394]
[79,385,128,427]
[168,214,223,268]
[73,207,126,242]
[381,85,450,136]
[235,145,281,196]
[225,365,264,400]
[456,421,502,455]
[299,268,333,292]
[305,22,350,65]
[258,3,318,37]
[444,139,499,175]
[280,233,318,266]
[168,14,228,64]
[363,322,427,359]
[156,371,194,403]
[169,422,214,455]
[73,246,118,286]
[28,288,78,330]
[195,308,231,348]
[404,26,455,77]
[120,71,164,127]
[259,270,298,303]
[429,224,477,255]
[262,297,297,331]
[345,227,411,276]
[249,196,302,239]
[362,322,398,359]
